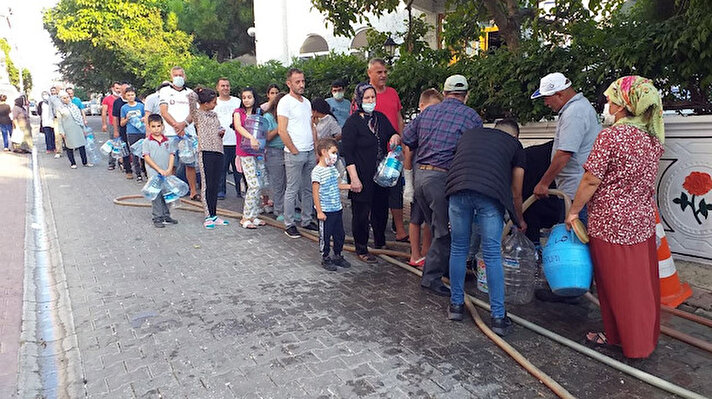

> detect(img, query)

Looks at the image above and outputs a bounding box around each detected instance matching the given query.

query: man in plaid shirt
[402,75,483,297]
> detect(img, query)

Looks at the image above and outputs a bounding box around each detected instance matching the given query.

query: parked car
[82,100,101,115]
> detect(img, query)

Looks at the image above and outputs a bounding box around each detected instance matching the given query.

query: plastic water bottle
[85,135,102,164]
[164,175,190,197]
[130,116,145,132]
[241,115,267,155]
[374,146,403,187]
[141,175,164,200]
[130,138,145,158]
[177,138,196,165]
[110,138,129,159]
[100,140,114,157]
[255,156,269,190]
[501,229,538,305]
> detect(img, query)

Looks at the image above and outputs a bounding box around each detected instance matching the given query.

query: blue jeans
[449,191,506,318]
[0,124,11,149]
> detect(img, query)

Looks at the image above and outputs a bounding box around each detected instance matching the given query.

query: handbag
[10,127,23,144]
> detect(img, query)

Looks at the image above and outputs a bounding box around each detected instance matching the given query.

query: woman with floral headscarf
[341,82,401,263]
[56,90,92,168]
[565,76,665,358]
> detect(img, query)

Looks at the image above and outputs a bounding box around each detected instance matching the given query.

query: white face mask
[362,102,376,114]
[326,153,338,166]
[602,103,624,126]
[42,95,49,101]
[172,76,185,88]
[332,91,344,100]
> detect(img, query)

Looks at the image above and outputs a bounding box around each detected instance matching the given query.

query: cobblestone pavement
[22,118,712,398]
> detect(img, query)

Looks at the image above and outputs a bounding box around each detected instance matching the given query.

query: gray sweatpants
[283,150,315,228]
[265,146,286,216]
[414,168,451,289]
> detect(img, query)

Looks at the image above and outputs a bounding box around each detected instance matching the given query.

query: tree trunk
[481,0,521,51]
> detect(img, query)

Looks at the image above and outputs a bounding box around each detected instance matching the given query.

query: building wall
[253,0,433,65]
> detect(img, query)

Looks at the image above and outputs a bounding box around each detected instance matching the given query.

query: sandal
[240,219,257,229]
[358,253,378,264]
[584,332,608,348]
[395,235,410,243]
[190,194,201,201]
[252,217,266,226]
[408,257,426,268]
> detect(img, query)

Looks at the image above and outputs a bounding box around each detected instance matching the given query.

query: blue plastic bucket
[541,223,593,296]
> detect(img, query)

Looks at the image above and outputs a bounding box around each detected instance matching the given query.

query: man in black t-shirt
[445,119,526,337]
[522,141,564,245]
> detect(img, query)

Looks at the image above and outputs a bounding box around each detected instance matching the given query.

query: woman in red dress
[566,76,665,358]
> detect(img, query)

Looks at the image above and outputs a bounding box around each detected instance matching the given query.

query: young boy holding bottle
[142,114,177,228]
[312,138,352,271]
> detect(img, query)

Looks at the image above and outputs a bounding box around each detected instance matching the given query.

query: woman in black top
[341,83,400,263]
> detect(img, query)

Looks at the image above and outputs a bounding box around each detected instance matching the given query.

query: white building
[252,0,443,65]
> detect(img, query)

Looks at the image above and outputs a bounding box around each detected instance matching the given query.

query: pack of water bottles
[141,175,190,202]
[99,138,129,159]
[130,138,145,158]
[374,145,404,187]
[240,114,267,156]
[84,133,102,164]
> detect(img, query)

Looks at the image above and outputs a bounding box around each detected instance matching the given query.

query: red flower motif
[683,172,712,196]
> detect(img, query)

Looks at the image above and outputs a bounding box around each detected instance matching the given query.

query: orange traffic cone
[655,211,692,308]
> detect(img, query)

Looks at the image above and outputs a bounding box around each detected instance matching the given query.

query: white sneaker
[70,165,77,169]
[84,163,94,167]
[54,153,61,159]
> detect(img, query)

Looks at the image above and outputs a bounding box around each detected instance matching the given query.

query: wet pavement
[8,117,712,398]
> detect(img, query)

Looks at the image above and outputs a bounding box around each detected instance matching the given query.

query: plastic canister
[542,223,593,296]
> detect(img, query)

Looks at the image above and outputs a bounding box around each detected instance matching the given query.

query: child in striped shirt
[312,138,351,271]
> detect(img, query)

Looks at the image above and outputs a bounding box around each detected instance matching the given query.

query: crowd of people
[21,60,665,358]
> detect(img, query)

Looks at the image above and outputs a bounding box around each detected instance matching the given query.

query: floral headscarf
[603,76,664,143]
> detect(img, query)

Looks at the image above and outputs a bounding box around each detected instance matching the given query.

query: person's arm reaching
[511,166,526,232]
[313,181,325,221]
[101,102,109,132]
[534,150,572,198]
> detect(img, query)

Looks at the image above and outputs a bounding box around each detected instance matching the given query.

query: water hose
[113,193,710,398]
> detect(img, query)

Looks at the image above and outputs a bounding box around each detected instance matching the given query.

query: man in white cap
[403,74,483,297]
[530,72,600,224]
[531,72,600,303]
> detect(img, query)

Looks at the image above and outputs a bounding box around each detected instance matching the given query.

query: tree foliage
[165,0,255,62]
[0,38,32,93]
[44,0,193,93]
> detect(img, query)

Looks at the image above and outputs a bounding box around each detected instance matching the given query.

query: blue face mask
[172,76,185,88]
[362,102,376,114]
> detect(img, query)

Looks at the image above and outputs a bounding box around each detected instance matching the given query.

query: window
[300,34,329,54]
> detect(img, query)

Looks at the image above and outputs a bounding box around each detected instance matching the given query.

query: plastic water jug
[240,114,267,155]
[110,139,129,159]
[130,138,145,158]
[141,175,164,200]
[164,175,189,197]
[255,156,269,190]
[501,230,538,305]
[374,146,403,187]
[542,223,593,296]
[85,135,102,164]
[177,138,196,165]
[99,140,114,157]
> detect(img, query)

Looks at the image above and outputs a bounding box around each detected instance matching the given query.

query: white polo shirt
[159,85,194,137]
[215,96,241,146]
[277,94,313,152]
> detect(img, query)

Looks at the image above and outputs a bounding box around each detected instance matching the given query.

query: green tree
[44,0,193,92]
[0,38,32,93]
[165,0,255,62]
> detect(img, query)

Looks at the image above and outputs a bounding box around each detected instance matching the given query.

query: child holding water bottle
[142,114,177,228]
[312,138,352,271]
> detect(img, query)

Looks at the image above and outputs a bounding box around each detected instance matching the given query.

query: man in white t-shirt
[213,77,242,199]
[159,66,197,199]
[278,68,319,238]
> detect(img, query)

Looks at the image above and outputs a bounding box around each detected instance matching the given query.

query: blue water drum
[542,223,593,296]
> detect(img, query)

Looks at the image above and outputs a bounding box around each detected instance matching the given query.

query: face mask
[362,102,376,114]
[42,95,49,101]
[602,103,624,126]
[172,76,185,88]
[112,91,120,96]
[326,153,338,166]
[332,91,344,100]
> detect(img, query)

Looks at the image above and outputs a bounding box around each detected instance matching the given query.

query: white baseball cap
[443,75,468,92]
[530,72,571,99]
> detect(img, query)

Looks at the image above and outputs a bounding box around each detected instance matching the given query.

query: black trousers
[118,130,131,174]
[319,210,345,258]
[219,145,243,196]
[66,146,87,166]
[201,151,224,217]
[351,186,389,255]
[42,126,56,151]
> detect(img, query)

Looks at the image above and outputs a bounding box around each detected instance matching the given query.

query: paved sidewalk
[0,152,29,398]
[28,120,712,398]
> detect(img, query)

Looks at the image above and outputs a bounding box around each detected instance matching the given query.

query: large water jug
[130,138,145,158]
[255,156,269,190]
[374,146,403,187]
[501,230,538,305]
[542,223,593,296]
[177,137,196,165]
[141,175,164,200]
[240,114,267,155]
[164,175,189,197]
[110,139,129,159]
[130,116,145,133]
[99,140,114,157]
[85,135,102,164]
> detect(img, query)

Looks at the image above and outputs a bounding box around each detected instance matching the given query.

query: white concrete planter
[517,115,712,265]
